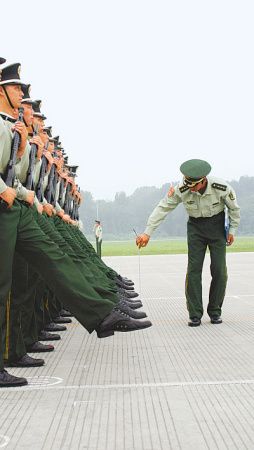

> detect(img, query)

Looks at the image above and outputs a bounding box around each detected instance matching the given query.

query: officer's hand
[37,203,43,214]
[12,122,28,157]
[136,233,150,248]
[43,203,53,217]
[30,136,44,159]
[0,187,16,208]
[25,190,35,206]
[227,234,234,246]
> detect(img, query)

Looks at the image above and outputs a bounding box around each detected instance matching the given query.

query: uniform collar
[0,111,16,123]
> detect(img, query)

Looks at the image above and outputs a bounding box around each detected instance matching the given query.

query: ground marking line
[143,294,254,300]
[2,379,254,392]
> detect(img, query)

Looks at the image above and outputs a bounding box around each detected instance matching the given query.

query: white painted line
[2,379,254,392]
[25,376,63,387]
[0,435,10,448]
[144,294,254,300]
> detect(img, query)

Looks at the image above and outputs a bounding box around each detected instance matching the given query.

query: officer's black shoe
[53,316,72,324]
[188,318,201,327]
[59,309,73,317]
[0,370,28,388]
[26,341,54,353]
[44,322,67,332]
[38,330,61,341]
[210,316,223,324]
[7,354,45,367]
[117,302,147,319]
[96,308,152,338]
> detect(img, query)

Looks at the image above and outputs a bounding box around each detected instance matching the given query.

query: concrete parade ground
[0,253,254,450]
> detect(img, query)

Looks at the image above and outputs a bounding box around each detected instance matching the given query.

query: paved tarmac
[0,252,253,450]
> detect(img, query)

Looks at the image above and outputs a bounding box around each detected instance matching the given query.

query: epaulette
[211,182,227,192]
[179,185,189,193]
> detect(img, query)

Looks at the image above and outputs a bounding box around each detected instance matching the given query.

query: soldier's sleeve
[14,179,29,201]
[224,185,240,235]
[144,189,182,236]
[0,123,8,194]
[55,201,62,213]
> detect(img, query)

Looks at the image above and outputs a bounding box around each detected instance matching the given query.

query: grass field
[93,237,254,257]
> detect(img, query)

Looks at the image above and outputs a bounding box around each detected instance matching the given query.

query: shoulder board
[211,182,227,191]
[179,185,189,193]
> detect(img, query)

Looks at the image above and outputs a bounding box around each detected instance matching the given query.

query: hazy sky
[2,0,254,199]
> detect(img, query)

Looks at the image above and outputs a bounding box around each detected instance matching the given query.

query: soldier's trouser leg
[207,217,227,317]
[4,253,29,362]
[51,218,118,298]
[44,287,53,325]
[185,220,207,319]
[0,201,116,371]
[72,228,117,279]
[34,278,47,333]
[21,267,40,347]
[48,289,62,319]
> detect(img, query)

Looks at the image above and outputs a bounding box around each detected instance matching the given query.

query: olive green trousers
[185,212,228,319]
[0,201,116,369]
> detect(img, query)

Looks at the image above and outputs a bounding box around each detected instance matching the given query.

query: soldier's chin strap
[2,85,15,110]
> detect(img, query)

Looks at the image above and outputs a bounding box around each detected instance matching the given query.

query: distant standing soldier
[94,220,102,258]
[136,159,240,327]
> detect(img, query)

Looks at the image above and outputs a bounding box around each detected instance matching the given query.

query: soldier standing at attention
[94,220,103,258]
[136,159,240,327]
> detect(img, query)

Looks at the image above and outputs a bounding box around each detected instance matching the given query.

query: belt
[189,211,224,222]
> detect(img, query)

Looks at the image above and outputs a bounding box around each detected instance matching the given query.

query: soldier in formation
[0,58,152,388]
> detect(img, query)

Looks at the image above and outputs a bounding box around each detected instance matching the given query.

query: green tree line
[79,176,254,240]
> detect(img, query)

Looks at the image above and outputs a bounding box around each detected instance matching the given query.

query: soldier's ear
[0,86,5,97]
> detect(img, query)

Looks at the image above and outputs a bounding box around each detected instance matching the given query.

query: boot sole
[0,380,28,388]
[26,348,54,353]
[97,322,152,338]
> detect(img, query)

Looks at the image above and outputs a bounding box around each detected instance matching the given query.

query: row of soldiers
[0,57,152,388]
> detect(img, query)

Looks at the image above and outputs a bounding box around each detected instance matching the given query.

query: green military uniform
[144,159,240,322]
[0,112,119,371]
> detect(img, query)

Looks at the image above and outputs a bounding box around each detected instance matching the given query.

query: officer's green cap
[180,159,211,179]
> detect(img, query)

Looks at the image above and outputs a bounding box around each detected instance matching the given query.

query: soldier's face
[0,84,23,109]
[48,142,54,153]
[190,178,207,192]
[33,116,44,132]
[23,103,34,127]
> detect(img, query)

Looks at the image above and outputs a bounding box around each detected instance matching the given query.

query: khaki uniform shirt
[0,115,29,200]
[144,176,240,237]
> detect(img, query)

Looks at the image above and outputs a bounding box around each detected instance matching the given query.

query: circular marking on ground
[0,435,10,448]
[25,376,63,388]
